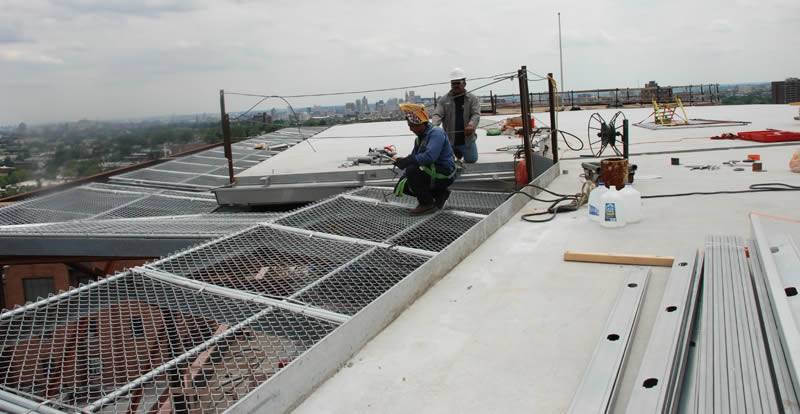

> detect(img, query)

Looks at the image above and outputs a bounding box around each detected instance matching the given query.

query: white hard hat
[449,67,466,81]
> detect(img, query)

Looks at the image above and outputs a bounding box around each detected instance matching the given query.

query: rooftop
[0,103,799,413]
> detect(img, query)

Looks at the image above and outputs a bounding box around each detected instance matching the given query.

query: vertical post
[518,66,533,184]
[547,72,559,163]
[622,119,629,159]
[219,89,235,184]
[558,12,565,91]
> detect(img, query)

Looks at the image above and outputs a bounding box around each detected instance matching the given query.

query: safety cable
[226,71,517,125]
[225,71,517,99]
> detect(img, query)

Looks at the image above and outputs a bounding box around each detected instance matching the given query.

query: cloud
[565,29,616,47]
[49,0,201,17]
[0,49,64,64]
[0,20,27,43]
[710,19,734,33]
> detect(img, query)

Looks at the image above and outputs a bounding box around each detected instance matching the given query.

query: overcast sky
[1,0,798,124]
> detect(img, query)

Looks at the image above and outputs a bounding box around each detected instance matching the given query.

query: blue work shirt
[410,124,456,174]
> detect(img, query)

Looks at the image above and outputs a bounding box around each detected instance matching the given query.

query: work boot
[434,189,451,209]
[409,203,436,216]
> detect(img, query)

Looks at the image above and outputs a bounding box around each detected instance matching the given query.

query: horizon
[0,79,778,128]
[2,0,798,125]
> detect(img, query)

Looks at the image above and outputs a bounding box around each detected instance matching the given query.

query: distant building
[361,96,369,113]
[772,78,800,104]
[641,81,673,103]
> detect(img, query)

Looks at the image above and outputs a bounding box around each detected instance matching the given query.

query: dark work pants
[403,166,454,206]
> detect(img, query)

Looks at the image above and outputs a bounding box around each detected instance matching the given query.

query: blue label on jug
[605,203,617,222]
[589,205,599,216]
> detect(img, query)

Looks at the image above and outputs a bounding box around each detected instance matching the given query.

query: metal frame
[681,234,781,413]
[751,214,800,402]
[0,164,560,413]
[214,155,554,206]
[624,250,701,413]
[226,162,560,413]
[747,239,800,412]
[750,213,800,401]
[568,267,650,414]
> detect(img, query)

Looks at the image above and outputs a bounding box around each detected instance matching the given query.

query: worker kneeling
[393,103,456,215]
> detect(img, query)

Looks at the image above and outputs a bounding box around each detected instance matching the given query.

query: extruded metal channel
[751,214,800,397]
[225,162,561,413]
[568,267,650,414]
[625,249,701,414]
[748,239,800,413]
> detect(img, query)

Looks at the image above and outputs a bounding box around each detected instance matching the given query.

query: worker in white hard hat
[431,68,481,164]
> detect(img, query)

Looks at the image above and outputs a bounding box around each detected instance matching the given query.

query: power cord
[508,183,591,223]
[641,183,800,199]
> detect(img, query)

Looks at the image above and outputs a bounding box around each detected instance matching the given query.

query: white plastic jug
[620,185,642,223]
[588,183,608,222]
[600,187,626,228]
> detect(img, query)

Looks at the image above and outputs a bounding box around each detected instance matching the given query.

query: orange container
[747,154,761,161]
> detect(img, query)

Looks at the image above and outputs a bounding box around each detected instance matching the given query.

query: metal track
[625,250,701,413]
[568,267,649,414]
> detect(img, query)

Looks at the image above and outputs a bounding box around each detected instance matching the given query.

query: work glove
[393,156,414,169]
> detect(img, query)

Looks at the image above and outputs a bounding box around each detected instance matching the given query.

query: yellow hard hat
[399,103,429,124]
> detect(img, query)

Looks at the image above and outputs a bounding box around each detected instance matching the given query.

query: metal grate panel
[179,155,225,166]
[114,169,196,183]
[351,186,508,215]
[296,248,429,315]
[0,271,337,413]
[0,214,278,237]
[94,195,219,220]
[276,197,425,243]
[152,225,371,299]
[182,175,231,188]
[0,185,220,226]
[390,211,482,252]
[108,127,327,191]
[22,188,142,214]
[151,161,219,175]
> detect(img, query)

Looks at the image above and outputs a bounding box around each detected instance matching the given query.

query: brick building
[772,77,800,104]
[1,260,146,309]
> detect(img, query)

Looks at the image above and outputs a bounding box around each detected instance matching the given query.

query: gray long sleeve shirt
[431,91,481,145]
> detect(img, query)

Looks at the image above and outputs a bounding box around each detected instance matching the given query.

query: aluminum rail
[568,267,650,414]
[625,250,701,413]
[748,239,800,413]
[751,214,800,397]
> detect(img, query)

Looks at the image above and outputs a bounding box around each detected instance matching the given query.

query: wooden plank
[564,250,674,267]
